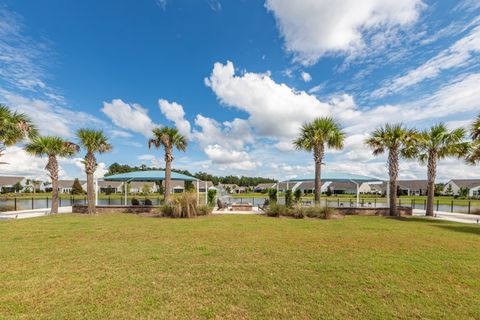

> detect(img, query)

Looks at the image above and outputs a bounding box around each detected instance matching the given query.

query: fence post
[337,198,340,207]
[399,199,402,207]
[32,197,34,210]
[108,196,111,205]
[423,200,426,210]
[374,198,376,208]
[59,198,62,207]
[84,196,87,205]
[436,199,439,211]
[46,197,49,208]
[451,200,453,213]
[468,201,471,214]
[14,197,17,211]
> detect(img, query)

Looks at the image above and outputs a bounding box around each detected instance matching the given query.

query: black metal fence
[221,197,480,215]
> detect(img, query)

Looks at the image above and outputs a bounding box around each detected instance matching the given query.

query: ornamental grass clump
[161,192,207,218]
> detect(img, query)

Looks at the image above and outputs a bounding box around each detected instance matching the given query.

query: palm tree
[77,129,112,214]
[148,127,187,202]
[416,124,468,216]
[293,117,345,205]
[468,114,480,164]
[365,124,418,216]
[0,104,38,161]
[25,136,79,214]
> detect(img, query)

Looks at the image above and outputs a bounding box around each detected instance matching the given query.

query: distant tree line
[105,163,277,186]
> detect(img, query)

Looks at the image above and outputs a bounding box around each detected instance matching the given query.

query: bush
[207,189,217,206]
[268,188,277,203]
[161,192,199,218]
[131,198,140,206]
[265,204,339,220]
[144,199,152,206]
[197,205,213,216]
[285,190,293,207]
[294,189,302,203]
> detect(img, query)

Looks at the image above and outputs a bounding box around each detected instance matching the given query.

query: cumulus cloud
[373,25,480,97]
[193,114,254,151]
[301,71,312,82]
[265,0,424,64]
[101,99,157,137]
[158,99,191,138]
[205,61,332,139]
[204,144,259,171]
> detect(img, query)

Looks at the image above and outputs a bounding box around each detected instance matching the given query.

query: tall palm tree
[365,124,418,216]
[148,127,187,202]
[416,124,468,216]
[293,117,345,205]
[25,136,79,214]
[77,129,112,214]
[0,104,38,161]
[468,114,480,164]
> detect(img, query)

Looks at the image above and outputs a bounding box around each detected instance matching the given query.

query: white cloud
[1,91,106,138]
[155,0,167,10]
[193,114,254,151]
[158,99,191,138]
[205,61,332,140]
[204,144,259,171]
[373,25,480,97]
[101,99,157,137]
[265,0,424,65]
[109,129,133,138]
[301,71,312,82]
[137,154,165,167]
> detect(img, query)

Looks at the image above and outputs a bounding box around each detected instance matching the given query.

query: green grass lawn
[1,214,479,319]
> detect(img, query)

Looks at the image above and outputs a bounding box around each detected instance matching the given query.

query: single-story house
[443,179,480,197]
[233,186,249,194]
[368,180,428,196]
[49,180,87,194]
[97,180,123,194]
[254,183,276,192]
[292,181,371,195]
[222,184,238,193]
[196,181,216,193]
[0,176,27,193]
[129,181,157,194]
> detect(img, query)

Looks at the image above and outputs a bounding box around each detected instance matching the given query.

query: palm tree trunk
[164,148,172,202]
[426,152,437,216]
[388,149,399,216]
[314,145,323,205]
[86,172,95,214]
[48,155,59,214]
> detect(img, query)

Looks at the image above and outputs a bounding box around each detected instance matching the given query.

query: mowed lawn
[1,214,479,319]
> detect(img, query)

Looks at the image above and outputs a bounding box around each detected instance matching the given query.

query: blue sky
[1,0,479,181]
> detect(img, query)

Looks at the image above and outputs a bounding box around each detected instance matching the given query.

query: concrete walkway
[0,207,72,220]
[212,207,264,215]
[413,209,480,224]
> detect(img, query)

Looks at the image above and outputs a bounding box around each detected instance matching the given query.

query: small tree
[294,189,302,203]
[268,188,277,203]
[185,181,194,192]
[446,184,453,196]
[207,189,216,206]
[142,184,151,195]
[459,187,470,198]
[71,178,84,195]
[285,189,292,207]
[13,182,23,193]
[326,186,332,197]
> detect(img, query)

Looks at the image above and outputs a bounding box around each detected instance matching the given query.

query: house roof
[288,172,381,183]
[162,180,185,189]
[196,181,214,189]
[328,181,357,190]
[0,176,25,186]
[58,180,86,189]
[97,180,123,188]
[450,179,480,189]
[255,183,276,189]
[104,170,197,182]
[371,180,429,192]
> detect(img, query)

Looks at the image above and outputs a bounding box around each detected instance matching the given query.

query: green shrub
[197,205,213,216]
[144,199,152,206]
[285,190,293,207]
[265,203,286,217]
[131,198,140,206]
[207,189,216,206]
[268,188,277,203]
[303,206,338,219]
[294,189,302,203]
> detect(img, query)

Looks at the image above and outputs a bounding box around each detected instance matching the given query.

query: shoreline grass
[1,214,479,319]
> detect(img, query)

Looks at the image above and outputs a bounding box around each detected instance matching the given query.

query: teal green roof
[288,172,382,183]
[104,170,197,182]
